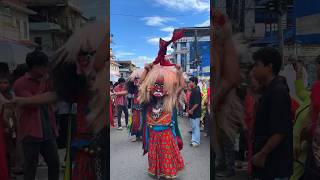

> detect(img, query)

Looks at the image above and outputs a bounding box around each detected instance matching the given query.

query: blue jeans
[190,118,200,145]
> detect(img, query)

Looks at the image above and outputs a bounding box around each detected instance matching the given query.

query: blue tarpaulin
[250,28,295,47]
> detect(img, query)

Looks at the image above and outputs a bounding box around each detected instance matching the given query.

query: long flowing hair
[127,69,143,94]
[138,65,181,113]
[50,22,107,133]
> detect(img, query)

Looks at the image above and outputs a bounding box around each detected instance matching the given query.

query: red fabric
[244,95,255,130]
[148,129,184,178]
[177,136,183,150]
[12,73,57,140]
[72,151,96,180]
[291,97,300,123]
[311,81,320,135]
[153,30,184,66]
[243,94,255,177]
[109,99,114,127]
[0,117,9,180]
[113,85,127,106]
[131,109,140,135]
[186,91,191,111]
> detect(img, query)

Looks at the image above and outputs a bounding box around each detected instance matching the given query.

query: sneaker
[117,127,123,130]
[216,170,236,177]
[131,137,137,142]
[191,142,199,147]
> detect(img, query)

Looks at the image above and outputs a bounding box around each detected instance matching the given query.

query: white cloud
[195,19,210,27]
[155,0,209,12]
[142,16,175,26]
[147,38,160,45]
[160,26,175,33]
[147,33,173,46]
[115,51,135,58]
[133,56,155,68]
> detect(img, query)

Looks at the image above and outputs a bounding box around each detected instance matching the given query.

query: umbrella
[0,39,35,68]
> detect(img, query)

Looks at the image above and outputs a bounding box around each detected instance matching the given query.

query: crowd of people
[212,11,320,180]
[0,22,107,180]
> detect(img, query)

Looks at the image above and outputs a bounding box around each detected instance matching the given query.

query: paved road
[110,116,210,180]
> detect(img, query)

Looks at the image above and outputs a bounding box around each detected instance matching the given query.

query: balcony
[29,22,62,31]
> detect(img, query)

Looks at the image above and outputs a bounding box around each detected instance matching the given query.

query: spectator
[304,55,320,180]
[188,76,202,147]
[113,78,128,130]
[251,47,293,180]
[13,50,60,180]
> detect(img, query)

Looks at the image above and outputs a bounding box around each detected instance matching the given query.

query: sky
[77,0,107,20]
[110,0,210,68]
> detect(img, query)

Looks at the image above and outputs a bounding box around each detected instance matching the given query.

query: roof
[24,0,65,6]
[57,1,82,14]
[173,27,210,37]
[0,0,36,15]
[116,60,136,66]
[29,22,62,31]
[110,60,120,66]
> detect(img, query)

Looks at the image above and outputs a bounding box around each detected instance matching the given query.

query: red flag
[152,30,185,66]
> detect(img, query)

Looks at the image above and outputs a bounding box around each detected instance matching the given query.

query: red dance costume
[0,112,9,180]
[146,110,184,178]
[130,93,141,137]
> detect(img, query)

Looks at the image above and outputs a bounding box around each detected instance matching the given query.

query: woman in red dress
[128,69,143,141]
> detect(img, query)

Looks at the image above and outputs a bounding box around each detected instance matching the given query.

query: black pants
[23,139,60,180]
[117,105,128,127]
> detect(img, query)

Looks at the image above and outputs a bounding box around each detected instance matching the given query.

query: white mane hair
[51,21,107,68]
[50,21,108,134]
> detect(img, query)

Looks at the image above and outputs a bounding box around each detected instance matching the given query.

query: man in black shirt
[252,47,293,180]
[188,76,202,147]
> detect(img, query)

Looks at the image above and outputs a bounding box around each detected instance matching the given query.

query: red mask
[151,77,166,97]
[134,78,140,86]
[77,49,96,73]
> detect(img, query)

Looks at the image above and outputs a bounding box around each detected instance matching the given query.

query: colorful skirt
[148,129,184,178]
[130,109,141,137]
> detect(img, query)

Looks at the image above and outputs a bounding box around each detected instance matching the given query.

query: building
[116,60,136,79]
[0,0,36,40]
[26,0,88,54]
[172,27,210,77]
[110,47,120,82]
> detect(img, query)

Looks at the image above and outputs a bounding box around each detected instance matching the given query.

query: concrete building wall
[0,9,29,40]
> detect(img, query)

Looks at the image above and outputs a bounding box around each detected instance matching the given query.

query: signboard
[295,0,320,44]
[189,41,210,75]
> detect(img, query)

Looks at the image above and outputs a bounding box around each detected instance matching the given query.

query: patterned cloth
[148,129,184,178]
[130,109,141,137]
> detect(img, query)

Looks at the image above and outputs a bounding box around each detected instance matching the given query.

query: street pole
[277,0,286,67]
[194,29,201,77]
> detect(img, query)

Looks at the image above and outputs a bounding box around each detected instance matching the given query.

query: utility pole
[278,0,286,66]
[267,0,287,66]
[194,29,201,77]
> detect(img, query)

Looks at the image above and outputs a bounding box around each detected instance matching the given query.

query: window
[180,42,187,49]
[181,54,186,72]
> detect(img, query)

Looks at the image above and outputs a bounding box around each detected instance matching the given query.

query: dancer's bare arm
[13,92,58,106]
